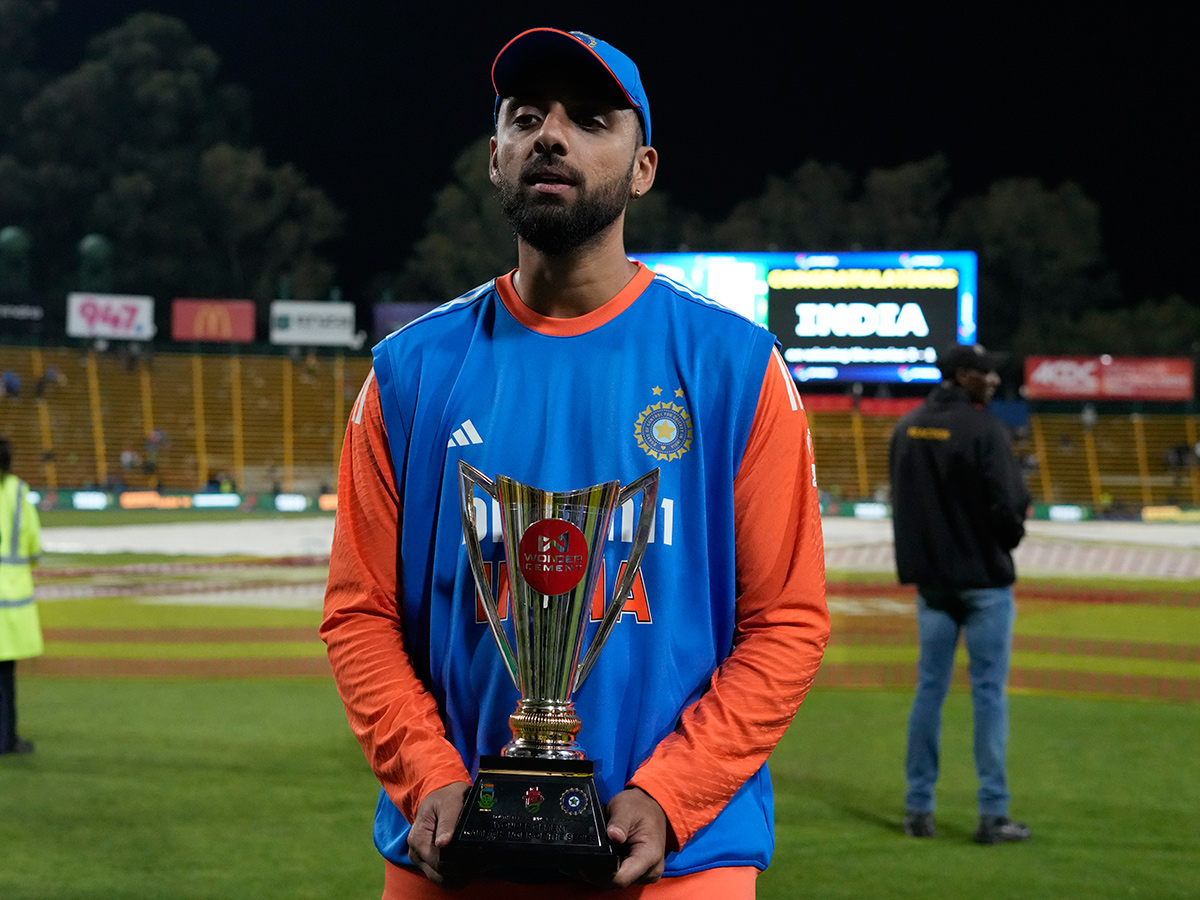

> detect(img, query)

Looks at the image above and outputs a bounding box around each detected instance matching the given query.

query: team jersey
[322,262,829,877]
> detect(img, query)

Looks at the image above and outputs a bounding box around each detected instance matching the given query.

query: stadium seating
[0,345,370,494]
[802,404,1199,508]
[3,342,1197,507]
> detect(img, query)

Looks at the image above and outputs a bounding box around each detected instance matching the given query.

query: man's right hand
[407,781,470,886]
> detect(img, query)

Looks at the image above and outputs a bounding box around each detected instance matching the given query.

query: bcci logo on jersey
[635,392,693,462]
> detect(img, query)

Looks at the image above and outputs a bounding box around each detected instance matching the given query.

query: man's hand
[606,787,669,888]
[407,781,470,886]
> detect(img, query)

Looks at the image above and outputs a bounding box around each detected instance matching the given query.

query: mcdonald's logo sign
[171,299,256,342]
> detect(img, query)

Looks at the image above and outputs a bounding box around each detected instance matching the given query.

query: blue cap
[492,28,651,146]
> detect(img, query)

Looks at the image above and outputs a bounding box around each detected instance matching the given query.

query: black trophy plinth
[440,755,619,880]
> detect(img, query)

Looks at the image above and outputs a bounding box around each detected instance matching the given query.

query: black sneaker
[903,811,936,837]
[974,815,1030,844]
[1,738,34,756]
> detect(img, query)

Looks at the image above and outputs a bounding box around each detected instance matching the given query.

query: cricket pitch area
[26,515,1200,701]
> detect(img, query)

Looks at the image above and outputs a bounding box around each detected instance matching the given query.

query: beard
[496,154,635,256]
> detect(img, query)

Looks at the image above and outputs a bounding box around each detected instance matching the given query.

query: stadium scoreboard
[634,251,978,384]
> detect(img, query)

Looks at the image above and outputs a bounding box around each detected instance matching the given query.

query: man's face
[956,367,1000,405]
[490,67,655,256]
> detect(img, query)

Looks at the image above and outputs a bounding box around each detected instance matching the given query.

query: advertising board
[67,292,156,340]
[270,300,359,347]
[0,296,44,333]
[171,299,256,342]
[1025,356,1194,400]
[633,250,978,383]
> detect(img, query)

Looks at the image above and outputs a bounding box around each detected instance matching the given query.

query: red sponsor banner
[1025,356,1194,401]
[171,299,256,342]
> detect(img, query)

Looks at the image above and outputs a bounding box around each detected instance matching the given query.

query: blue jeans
[905,586,1014,817]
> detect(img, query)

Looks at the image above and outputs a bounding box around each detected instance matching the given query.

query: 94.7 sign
[67,293,156,340]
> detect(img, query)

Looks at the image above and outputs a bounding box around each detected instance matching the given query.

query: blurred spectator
[1167,444,1191,470]
[143,429,167,474]
[34,365,63,399]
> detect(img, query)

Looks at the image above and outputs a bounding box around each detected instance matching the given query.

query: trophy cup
[441,460,660,878]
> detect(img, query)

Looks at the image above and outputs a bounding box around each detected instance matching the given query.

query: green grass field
[0,679,379,900]
[39,508,336,527]
[2,532,1197,898]
[762,690,1198,900]
[3,682,1196,899]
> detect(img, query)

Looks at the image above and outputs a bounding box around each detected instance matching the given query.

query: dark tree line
[4,1,1195,358]
[391,141,1196,358]
[0,1,342,330]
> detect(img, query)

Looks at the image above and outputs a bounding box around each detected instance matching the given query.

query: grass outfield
[761,689,1198,900]
[0,679,379,900]
[1,682,1196,900]
[40,509,336,527]
[8,536,1198,896]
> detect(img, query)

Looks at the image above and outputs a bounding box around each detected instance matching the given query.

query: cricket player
[323,27,829,898]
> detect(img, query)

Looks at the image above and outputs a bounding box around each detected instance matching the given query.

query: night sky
[37,3,1195,306]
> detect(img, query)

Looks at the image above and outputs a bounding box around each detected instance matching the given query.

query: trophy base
[441,756,618,880]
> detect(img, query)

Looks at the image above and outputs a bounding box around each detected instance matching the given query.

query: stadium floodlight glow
[853,502,889,520]
[72,491,110,510]
[192,493,242,508]
[1049,505,1086,522]
[634,250,979,384]
[274,493,309,513]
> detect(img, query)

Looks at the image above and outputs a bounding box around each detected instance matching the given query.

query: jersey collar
[497,262,654,336]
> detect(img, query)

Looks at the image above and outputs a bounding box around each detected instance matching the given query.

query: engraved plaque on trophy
[440,461,660,878]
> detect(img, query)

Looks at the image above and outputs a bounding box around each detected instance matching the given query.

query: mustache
[520,154,584,185]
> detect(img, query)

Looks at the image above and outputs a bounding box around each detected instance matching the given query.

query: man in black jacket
[889,343,1032,845]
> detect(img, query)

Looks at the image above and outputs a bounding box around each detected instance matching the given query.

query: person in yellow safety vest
[0,437,43,756]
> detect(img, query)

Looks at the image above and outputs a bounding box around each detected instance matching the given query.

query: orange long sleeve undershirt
[320,348,829,847]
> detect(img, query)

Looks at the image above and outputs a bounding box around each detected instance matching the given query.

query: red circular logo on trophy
[517,519,590,596]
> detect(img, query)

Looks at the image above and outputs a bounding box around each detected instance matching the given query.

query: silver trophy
[442,460,659,877]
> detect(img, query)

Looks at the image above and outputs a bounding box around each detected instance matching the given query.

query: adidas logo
[447,419,484,448]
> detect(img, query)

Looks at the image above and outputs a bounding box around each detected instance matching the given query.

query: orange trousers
[383,860,758,899]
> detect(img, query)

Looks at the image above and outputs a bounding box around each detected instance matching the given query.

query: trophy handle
[458,461,520,689]
[573,468,660,690]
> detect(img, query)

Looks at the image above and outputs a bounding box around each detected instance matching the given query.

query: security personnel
[889,343,1032,845]
[0,437,43,756]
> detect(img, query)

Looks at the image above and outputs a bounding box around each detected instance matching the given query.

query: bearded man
[322,28,829,899]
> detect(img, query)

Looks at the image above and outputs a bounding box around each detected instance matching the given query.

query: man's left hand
[606,787,669,888]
